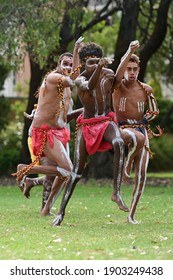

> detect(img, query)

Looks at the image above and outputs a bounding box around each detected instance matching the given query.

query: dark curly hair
[79,42,104,62]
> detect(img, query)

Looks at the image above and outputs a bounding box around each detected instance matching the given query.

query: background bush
[0,97,172,177]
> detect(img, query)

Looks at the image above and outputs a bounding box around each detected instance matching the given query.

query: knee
[136,134,145,150]
[57,166,72,178]
[112,137,124,150]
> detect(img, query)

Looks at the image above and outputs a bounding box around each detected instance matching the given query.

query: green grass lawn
[0,179,173,260]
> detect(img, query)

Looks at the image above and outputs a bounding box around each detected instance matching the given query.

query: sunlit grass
[0,179,173,260]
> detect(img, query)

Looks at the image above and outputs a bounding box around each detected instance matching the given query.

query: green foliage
[0,100,26,176]
[0,0,65,68]
[147,78,162,98]
[83,15,120,56]
[149,133,173,172]
[0,59,11,90]
[0,121,23,176]
[0,96,10,131]
[154,98,173,133]
[0,182,173,260]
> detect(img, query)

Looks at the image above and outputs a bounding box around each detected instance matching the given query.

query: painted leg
[111,137,129,212]
[41,175,54,210]
[41,176,66,216]
[121,129,145,183]
[128,140,149,224]
[15,163,65,185]
[23,176,45,198]
[52,173,81,226]
[52,129,87,226]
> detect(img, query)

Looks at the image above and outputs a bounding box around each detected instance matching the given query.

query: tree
[0,0,124,163]
[0,0,172,171]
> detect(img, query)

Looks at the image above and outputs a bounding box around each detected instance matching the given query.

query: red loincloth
[76,111,118,155]
[32,125,70,157]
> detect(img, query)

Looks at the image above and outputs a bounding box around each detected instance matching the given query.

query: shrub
[148,133,173,172]
[0,121,23,176]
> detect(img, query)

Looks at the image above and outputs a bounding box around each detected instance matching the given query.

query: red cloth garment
[76,111,118,155]
[32,125,70,157]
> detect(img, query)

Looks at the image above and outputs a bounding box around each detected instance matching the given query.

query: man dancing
[113,40,161,224]
[52,42,129,226]
[12,37,84,216]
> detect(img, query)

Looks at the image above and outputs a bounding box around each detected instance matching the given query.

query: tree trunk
[111,0,140,71]
[139,0,172,81]
[20,59,44,163]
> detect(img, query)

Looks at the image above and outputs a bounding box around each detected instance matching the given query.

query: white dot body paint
[124,70,129,81]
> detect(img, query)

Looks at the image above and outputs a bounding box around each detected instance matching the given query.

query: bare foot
[52,213,64,226]
[23,178,34,198]
[127,216,141,224]
[16,164,27,191]
[18,175,27,192]
[40,210,55,216]
[111,193,129,212]
[40,206,55,216]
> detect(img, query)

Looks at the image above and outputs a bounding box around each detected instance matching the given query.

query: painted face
[60,56,73,75]
[85,57,100,73]
[124,61,139,82]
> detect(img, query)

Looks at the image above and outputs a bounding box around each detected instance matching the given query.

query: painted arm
[71,36,84,80]
[144,92,159,122]
[87,57,112,90]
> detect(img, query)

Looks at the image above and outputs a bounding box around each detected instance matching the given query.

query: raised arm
[114,40,140,87]
[71,36,84,80]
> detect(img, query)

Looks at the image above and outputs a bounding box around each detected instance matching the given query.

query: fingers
[75,36,84,46]
[130,40,140,49]
[99,57,114,66]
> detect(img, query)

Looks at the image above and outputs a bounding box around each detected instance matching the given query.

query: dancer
[52,42,128,226]
[113,40,162,224]
[23,105,56,212]
[12,37,84,216]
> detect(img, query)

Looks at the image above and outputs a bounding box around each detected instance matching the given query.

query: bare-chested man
[113,40,161,224]
[21,52,81,212]
[52,42,129,226]
[12,37,84,216]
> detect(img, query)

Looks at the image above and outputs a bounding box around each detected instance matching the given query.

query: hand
[75,36,84,48]
[129,40,140,53]
[98,57,114,67]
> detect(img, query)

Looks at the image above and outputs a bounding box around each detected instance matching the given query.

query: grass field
[0,178,173,260]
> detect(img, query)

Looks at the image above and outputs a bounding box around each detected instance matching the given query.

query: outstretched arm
[67,108,84,123]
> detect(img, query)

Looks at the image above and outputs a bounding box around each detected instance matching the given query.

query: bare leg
[111,136,129,212]
[52,129,87,226]
[102,123,129,212]
[121,129,145,183]
[41,176,67,216]
[41,175,55,210]
[127,135,149,224]
[23,176,45,198]
[52,172,82,225]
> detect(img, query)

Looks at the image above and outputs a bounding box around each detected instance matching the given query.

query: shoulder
[140,82,153,94]
[46,71,62,82]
